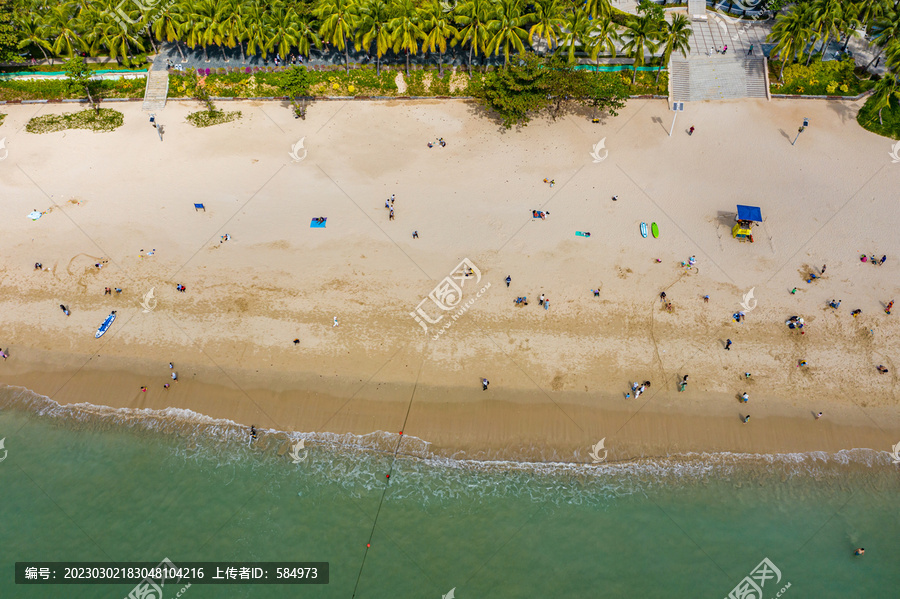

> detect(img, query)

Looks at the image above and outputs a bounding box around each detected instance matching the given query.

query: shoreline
[2,350,897,463]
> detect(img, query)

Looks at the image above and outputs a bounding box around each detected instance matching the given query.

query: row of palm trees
[13,0,690,81]
[766,0,900,122]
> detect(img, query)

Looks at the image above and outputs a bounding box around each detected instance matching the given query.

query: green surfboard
[651,222,659,238]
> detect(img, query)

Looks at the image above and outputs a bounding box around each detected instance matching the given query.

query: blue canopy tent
[733,205,762,242]
[736,205,762,223]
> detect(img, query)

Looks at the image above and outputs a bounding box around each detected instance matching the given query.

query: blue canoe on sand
[95,311,116,339]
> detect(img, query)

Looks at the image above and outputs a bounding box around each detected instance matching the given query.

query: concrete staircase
[669,56,768,102]
[142,70,169,111]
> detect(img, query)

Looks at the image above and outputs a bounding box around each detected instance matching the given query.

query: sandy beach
[0,96,898,461]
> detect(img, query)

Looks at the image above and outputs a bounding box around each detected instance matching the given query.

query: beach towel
[576,231,590,237]
[310,218,327,228]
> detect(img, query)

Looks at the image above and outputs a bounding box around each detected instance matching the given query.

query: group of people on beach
[385,194,395,221]
[427,138,447,148]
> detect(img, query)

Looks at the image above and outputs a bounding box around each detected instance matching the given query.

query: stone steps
[669,56,767,102]
[142,70,169,111]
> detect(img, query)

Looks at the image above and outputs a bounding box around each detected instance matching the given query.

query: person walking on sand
[482,378,490,390]
[60,304,70,316]
[742,415,750,423]
[679,375,688,392]
[725,339,732,351]
[659,291,667,302]
[171,372,178,382]
[506,275,511,288]
[389,209,394,221]
[544,298,550,311]
[821,264,826,275]
[886,300,894,315]
[741,392,749,403]
[815,412,823,419]
[688,126,695,136]
[790,287,797,294]
[539,294,545,306]
[333,317,339,328]
[412,230,418,239]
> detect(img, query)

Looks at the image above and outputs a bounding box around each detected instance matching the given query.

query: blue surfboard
[95,311,117,339]
[640,222,648,238]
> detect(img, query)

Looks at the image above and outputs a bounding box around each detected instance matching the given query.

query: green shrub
[25,109,124,133]
[857,95,900,140]
[769,57,874,96]
[186,109,242,127]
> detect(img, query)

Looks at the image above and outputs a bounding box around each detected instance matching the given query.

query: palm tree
[455,0,491,73]
[216,0,246,62]
[265,5,302,61]
[44,4,87,58]
[807,0,842,64]
[656,14,691,84]
[866,9,900,69]
[357,0,392,74]
[856,0,892,31]
[528,0,564,54]
[556,9,590,65]
[94,16,147,63]
[244,3,270,62]
[865,71,899,124]
[586,15,619,69]
[584,0,612,20]
[295,19,323,61]
[767,4,814,80]
[621,13,662,83]
[16,13,53,63]
[486,0,529,68]
[388,0,425,76]
[423,0,459,76]
[151,3,189,62]
[315,0,359,73]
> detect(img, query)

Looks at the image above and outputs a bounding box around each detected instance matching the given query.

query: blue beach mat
[310,218,327,228]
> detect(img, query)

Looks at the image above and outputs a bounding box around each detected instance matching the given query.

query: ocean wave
[1,385,895,506]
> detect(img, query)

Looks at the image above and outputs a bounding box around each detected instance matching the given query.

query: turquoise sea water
[1,386,898,599]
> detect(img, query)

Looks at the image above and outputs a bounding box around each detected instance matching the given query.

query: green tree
[278,64,312,116]
[64,56,100,114]
[455,0,491,73]
[584,0,612,20]
[0,0,19,62]
[16,12,53,63]
[388,0,424,76]
[265,4,301,60]
[93,12,147,63]
[556,8,590,65]
[586,15,619,69]
[807,0,843,65]
[528,0,565,53]
[315,0,359,73]
[151,2,189,62]
[866,72,899,124]
[768,4,814,80]
[45,4,87,58]
[479,51,551,126]
[866,9,900,69]
[423,0,459,76]
[295,18,322,60]
[656,13,691,84]
[621,13,662,83]
[486,0,529,67]
[357,0,392,75]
